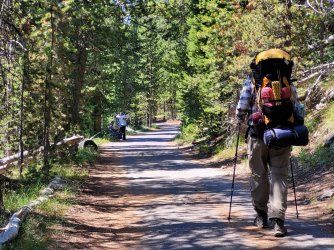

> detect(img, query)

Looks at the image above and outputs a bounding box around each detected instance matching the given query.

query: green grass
[73,148,99,166]
[136,124,161,132]
[305,102,334,143]
[93,137,110,145]
[126,129,138,135]
[3,167,85,249]
[328,197,334,213]
[38,190,76,217]
[6,191,77,249]
[2,150,90,249]
[213,130,246,158]
[295,100,334,171]
[3,164,87,214]
[289,92,334,169]
[213,145,236,161]
[4,215,52,250]
[305,111,321,134]
[197,144,210,155]
[175,123,200,145]
[321,72,334,92]
[308,192,318,205]
[3,198,72,250]
[297,144,334,171]
[4,183,43,212]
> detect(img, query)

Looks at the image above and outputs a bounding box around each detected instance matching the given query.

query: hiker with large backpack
[236,49,308,237]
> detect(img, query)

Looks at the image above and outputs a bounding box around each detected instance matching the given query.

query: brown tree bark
[93,93,103,133]
[70,36,88,131]
[42,3,56,176]
[284,0,292,49]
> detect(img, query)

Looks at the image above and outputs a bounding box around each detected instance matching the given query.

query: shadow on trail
[111,137,174,143]
[134,132,179,136]
[60,123,334,249]
[80,173,250,207]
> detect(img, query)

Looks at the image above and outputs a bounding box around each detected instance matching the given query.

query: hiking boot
[272,218,287,237]
[253,210,268,229]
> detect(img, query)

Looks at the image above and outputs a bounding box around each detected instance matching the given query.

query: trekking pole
[227,122,241,222]
[290,157,299,219]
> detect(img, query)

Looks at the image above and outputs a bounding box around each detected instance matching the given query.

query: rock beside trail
[316,88,334,110]
[302,199,311,205]
[324,134,334,147]
[317,188,334,201]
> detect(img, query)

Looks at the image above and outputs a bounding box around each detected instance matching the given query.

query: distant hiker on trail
[236,49,308,237]
[115,112,128,140]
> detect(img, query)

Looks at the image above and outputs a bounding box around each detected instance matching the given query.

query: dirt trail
[52,123,334,249]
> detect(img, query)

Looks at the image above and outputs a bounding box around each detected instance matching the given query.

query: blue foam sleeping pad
[263,125,309,147]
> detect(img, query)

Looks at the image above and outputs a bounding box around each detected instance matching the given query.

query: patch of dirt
[295,167,334,233]
[49,150,143,249]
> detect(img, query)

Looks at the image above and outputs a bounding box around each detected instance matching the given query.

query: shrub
[298,144,334,170]
[175,123,200,144]
[73,148,99,166]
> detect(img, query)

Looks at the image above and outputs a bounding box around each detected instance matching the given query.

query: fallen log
[0,176,65,246]
[0,135,84,174]
[299,61,334,80]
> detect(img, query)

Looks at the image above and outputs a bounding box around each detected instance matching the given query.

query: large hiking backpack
[249,49,308,147]
[250,49,295,128]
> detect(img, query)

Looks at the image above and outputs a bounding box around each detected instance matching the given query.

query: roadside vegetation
[176,74,334,224]
[0,0,333,247]
[137,124,161,132]
[175,124,201,146]
[1,148,97,249]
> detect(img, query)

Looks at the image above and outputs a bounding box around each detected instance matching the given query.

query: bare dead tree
[298,61,334,82]
[292,0,334,14]
[292,0,334,51]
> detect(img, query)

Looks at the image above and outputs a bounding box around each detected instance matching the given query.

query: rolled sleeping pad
[263,125,309,147]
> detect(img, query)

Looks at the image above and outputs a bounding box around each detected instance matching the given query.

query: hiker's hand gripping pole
[227,122,241,222]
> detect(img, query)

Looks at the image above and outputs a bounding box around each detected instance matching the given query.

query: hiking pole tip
[227,123,241,225]
[290,157,299,219]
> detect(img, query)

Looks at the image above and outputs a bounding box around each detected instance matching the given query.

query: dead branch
[305,74,323,102]
[293,0,334,15]
[299,61,334,80]
[298,70,324,84]
[308,34,334,49]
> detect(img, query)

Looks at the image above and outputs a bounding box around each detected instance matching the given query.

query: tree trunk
[42,4,55,176]
[172,87,177,119]
[19,48,29,177]
[319,17,325,64]
[70,42,88,131]
[284,0,292,49]
[18,64,25,177]
[0,176,5,214]
[93,96,102,133]
[163,101,166,121]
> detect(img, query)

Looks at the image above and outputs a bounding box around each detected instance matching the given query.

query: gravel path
[53,122,334,249]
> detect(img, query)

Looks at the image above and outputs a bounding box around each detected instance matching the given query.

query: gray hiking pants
[247,137,291,221]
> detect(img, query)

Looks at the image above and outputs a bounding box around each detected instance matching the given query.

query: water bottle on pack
[294,103,305,124]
